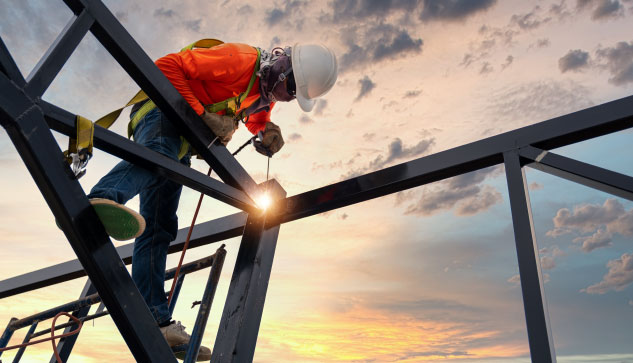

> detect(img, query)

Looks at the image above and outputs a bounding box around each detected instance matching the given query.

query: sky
[1,0,633,362]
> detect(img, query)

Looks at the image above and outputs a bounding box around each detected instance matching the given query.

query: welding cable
[166,135,259,306]
[0,311,82,363]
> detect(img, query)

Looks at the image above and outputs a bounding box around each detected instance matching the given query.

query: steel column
[520,146,633,202]
[212,181,286,362]
[184,246,227,363]
[24,10,94,98]
[50,279,97,363]
[0,318,17,357]
[503,150,556,362]
[0,73,175,362]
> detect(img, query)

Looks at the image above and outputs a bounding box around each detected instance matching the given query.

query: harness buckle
[70,150,91,179]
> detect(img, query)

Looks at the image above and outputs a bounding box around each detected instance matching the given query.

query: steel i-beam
[520,146,633,202]
[503,150,556,362]
[212,180,286,362]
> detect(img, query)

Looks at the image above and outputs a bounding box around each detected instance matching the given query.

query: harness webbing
[64,38,261,167]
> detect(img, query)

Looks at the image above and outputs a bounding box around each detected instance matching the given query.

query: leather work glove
[200,111,238,145]
[254,122,284,157]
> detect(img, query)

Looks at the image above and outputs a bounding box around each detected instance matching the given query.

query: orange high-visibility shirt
[155,43,273,134]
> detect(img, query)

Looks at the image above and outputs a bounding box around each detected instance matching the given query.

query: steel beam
[0,36,25,86]
[24,11,94,98]
[520,146,633,202]
[12,321,38,363]
[50,279,97,363]
[0,73,175,362]
[184,246,226,363]
[280,95,633,223]
[212,181,285,362]
[0,212,247,298]
[503,150,556,362]
[61,0,260,198]
[40,100,257,213]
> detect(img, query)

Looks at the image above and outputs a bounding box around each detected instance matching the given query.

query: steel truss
[1,0,633,361]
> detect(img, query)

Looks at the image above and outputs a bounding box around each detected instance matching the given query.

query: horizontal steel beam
[24,10,94,98]
[0,212,246,298]
[39,100,257,213]
[520,146,633,202]
[62,0,260,198]
[279,95,633,222]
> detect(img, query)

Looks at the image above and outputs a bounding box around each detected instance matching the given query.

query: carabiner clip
[70,150,91,179]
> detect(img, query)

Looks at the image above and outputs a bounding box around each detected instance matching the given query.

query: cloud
[342,137,435,178]
[535,38,551,48]
[329,0,422,23]
[573,228,612,252]
[480,62,493,74]
[510,6,552,30]
[183,19,202,32]
[355,76,376,101]
[420,0,497,22]
[529,182,543,190]
[264,0,307,26]
[484,80,594,130]
[559,49,591,72]
[299,114,314,124]
[501,55,514,70]
[403,167,503,216]
[547,199,633,252]
[540,256,556,270]
[578,0,624,19]
[595,41,633,85]
[154,7,175,18]
[313,99,328,116]
[582,253,633,294]
[339,24,423,72]
[288,133,302,142]
[404,90,422,98]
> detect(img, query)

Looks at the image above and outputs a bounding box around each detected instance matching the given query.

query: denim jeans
[87,107,190,326]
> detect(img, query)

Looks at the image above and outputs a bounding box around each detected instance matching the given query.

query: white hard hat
[291,43,338,112]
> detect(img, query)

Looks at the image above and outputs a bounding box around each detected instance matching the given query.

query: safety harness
[64,39,262,176]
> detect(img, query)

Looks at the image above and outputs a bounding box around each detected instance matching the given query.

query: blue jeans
[88,107,190,326]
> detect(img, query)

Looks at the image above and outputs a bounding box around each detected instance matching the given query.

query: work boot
[55,198,145,241]
[89,198,145,241]
[160,321,211,361]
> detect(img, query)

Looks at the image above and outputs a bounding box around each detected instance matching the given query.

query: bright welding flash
[256,193,272,211]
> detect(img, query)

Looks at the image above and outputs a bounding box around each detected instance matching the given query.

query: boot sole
[55,199,146,241]
[90,198,146,241]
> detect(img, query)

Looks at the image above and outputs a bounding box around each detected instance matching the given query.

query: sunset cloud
[582,253,633,294]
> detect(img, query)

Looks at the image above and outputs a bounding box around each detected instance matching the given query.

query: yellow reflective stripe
[127,100,157,138]
[181,38,223,51]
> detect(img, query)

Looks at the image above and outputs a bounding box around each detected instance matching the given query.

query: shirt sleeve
[245,103,275,134]
[155,53,205,115]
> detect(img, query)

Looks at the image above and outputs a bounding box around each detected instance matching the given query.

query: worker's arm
[245,103,275,134]
[155,53,206,115]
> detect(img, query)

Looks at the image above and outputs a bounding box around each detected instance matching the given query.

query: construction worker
[85,42,337,360]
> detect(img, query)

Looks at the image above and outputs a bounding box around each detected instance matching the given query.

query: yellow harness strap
[65,38,256,164]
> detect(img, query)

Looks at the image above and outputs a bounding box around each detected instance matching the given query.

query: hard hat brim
[296,93,315,112]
